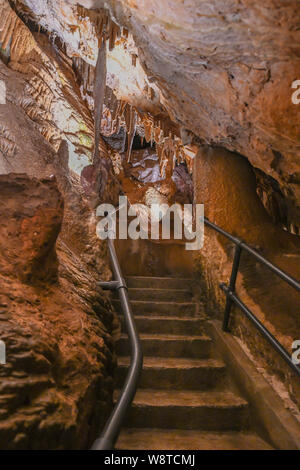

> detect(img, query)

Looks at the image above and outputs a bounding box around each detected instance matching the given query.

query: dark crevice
[131,134,152,150]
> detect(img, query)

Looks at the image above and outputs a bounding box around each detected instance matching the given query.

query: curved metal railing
[91,237,143,450]
[204,216,300,379]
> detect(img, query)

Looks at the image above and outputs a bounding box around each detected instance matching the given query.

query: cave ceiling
[1,0,300,228]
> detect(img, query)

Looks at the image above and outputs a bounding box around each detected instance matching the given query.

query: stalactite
[148,86,155,101]
[109,22,120,51]
[131,54,137,67]
[123,103,130,134]
[144,118,153,143]
[98,11,107,38]
[127,106,137,163]
[108,20,114,51]
[154,125,162,144]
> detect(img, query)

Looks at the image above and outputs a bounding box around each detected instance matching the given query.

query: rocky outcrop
[0,173,117,449]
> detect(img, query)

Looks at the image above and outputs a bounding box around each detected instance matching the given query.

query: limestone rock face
[0,174,63,283]
[194,146,300,410]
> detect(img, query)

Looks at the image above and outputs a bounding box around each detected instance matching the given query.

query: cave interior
[0,0,299,451]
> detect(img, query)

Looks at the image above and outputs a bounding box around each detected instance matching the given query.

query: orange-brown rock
[0,174,63,283]
[194,145,300,409]
[0,173,117,449]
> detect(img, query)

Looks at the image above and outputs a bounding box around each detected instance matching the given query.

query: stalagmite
[93,38,107,161]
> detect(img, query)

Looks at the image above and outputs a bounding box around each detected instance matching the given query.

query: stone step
[114,389,249,431]
[116,288,191,302]
[113,299,198,317]
[119,315,205,335]
[116,334,211,358]
[126,276,193,290]
[117,357,226,390]
[116,429,273,450]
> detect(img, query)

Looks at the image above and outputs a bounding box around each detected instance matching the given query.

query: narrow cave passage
[0,0,299,452]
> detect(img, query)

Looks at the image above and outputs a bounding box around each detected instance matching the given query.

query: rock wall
[194,146,300,410]
[0,1,120,449]
[0,172,117,450]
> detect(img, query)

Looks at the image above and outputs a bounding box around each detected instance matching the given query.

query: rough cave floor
[113,276,272,450]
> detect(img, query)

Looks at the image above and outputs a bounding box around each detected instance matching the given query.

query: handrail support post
[222,243,242,331]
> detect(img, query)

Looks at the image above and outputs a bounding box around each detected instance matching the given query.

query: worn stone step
[114,389,249,431]
[116,334,211,358]
[117,357,226,390]
[116,428,273,450]
[119,315,205,335]
[118,288,191,302]
[113,299,198,317]
[126,276,193,290]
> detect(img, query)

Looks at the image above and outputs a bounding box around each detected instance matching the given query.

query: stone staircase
[112,276,272,450]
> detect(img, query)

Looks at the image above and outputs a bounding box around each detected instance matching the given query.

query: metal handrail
[91,237,143,450]
[204,217,300,379]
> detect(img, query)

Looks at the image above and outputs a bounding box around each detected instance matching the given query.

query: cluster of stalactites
[76,5,129,52]
[73,5,185,171]
[0,1,96,153]
[0,0,35,61]
[102,95,189,177]
[74,6,192,174]
[0,1,193,175]
[0,2,60,146]
[72,57,95,97]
